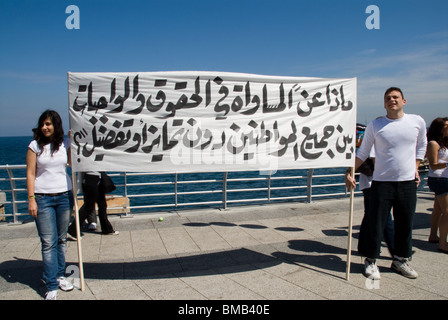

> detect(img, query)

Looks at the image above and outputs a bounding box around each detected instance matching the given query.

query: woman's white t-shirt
[28,137,73,193]
[428,144,448,178]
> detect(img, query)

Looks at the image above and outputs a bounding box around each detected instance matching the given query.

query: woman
[427,117,448,253]
[26,110,74,299]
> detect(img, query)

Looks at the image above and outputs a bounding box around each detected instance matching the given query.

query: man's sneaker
[364,258,381,280]
[58,277,74,291]
[45,290,58,300]
[391,258,418,279]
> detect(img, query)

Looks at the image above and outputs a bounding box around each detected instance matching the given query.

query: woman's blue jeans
[34,191,73,291]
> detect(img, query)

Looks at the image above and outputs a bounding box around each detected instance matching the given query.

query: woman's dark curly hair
[427,117,448,149]
[32,110,65,156]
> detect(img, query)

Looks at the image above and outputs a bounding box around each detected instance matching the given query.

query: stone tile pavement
[1,191,447,301]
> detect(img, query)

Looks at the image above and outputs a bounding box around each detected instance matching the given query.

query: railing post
[121,172,133,218]
[222,172,228,210]
[174,173,178,207]
[306,168,314,203]
[267,172,271,201]
[6,166,19,224]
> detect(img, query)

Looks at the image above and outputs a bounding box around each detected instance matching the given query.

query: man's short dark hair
[384,87,404,99]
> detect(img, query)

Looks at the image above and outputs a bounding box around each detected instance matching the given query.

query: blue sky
[0,0,447,136]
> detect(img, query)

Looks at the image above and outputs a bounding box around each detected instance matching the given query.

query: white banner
[68,71,357,173]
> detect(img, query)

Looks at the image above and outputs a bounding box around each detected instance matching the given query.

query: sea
[0,136,429,222]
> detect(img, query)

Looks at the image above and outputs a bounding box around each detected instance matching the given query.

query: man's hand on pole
[345,168,356,190]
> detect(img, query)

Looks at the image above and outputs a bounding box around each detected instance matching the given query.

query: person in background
[426,117,448,253]
[68,171,118,238]
[345,87,427,280]
[354,154,395,259]
[26,110,74,300]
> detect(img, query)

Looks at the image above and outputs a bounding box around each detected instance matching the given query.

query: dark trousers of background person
[359,187,395,257]
[68,173,114,236]
[358,180,417,259]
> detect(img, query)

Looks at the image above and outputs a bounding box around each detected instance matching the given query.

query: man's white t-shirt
[357,114,427,182]
[29,137,73,193]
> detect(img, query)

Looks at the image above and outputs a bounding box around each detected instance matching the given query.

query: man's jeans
[358,181,416,259]
[34,191,73,291]
[361,187,395,256]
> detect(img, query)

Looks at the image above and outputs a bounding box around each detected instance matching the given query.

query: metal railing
[0,164,361,224]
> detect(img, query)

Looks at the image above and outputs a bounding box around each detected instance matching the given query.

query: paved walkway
[1,191,447,301]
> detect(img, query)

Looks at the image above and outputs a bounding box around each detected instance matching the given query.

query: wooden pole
[345,167,355,281]
[68,72,85,291]
[71,171,85,291]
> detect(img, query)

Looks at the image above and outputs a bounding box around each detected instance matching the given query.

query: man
[346,87,427,279]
